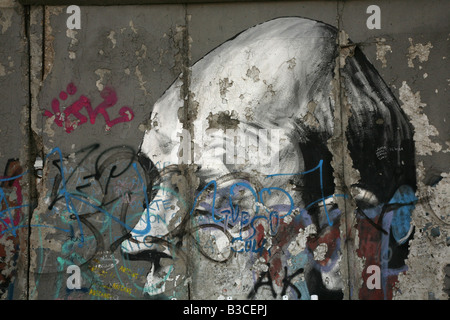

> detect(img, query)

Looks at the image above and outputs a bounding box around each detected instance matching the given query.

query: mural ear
[388,185,418,245]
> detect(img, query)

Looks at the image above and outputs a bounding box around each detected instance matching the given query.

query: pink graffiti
[44,83,135,133]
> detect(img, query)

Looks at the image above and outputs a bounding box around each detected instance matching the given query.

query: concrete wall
[0,0,448,300]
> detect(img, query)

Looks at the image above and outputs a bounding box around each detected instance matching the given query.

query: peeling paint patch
[338,30,356,68]
[303,100,320,128]
[407,38,433,68]
[263,81,276,97]
[219,77,233,103]
[66,29,78,46]
[206,110,240,131]
[107,30,116,48]
[129,20,138,34]
[313,243,328,261]
[416,162,450,226]
[135,65,150,96]
[43,7,64,79]
[286,58,296,70]
[328,29,362,300]
[44,115,56,137]
[253,257,269,273]
[43,10,55,80]
[246,66,260,82]
[135,44,147,60]
[399,81,442,155]
[394,162,450,300]
[375,38,392,68]
[443,141,450,154]
[244,106,254,121]
[287,224,317,256]
[95,68,111,91]
[170,24,191,81]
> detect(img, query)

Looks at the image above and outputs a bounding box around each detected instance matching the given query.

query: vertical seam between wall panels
[336,0,354,300]
[24,4,42,300]
[182,3,193,300]
[24,4,32,300]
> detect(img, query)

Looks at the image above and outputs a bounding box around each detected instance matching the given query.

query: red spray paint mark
[356,215,403,300]
[44,83,135,133]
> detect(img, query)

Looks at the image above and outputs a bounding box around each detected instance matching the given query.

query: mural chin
[124,16,416,300]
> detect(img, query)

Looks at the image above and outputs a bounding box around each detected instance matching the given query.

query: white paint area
[313,243,328,261]
[287,224,317,256]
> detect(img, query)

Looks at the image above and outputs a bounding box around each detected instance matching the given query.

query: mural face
[120,17,417,300]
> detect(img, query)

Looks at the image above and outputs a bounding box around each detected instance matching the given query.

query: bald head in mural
[121,17,416,300]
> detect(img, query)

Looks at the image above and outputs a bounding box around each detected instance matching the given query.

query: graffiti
[0,160,27,238]
[30,144,156,299]
[187,159,347,260]
[247,265,305,300]
[41,143,157,252]
[356,185,418,299]
[130,16,417,300]
[30,16,419,300]
[43,83,134,133]
[112,154,348,300]
[0,159,27,298]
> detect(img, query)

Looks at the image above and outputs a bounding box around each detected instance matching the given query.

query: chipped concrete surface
[0,0,448,301]
[399,81,442,155]
[407,38,433,68]
[94,68,111,91]
[394,161,450,300]
[375,37,392,68]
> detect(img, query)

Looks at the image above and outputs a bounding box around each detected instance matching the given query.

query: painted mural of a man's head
[121,17,417,300]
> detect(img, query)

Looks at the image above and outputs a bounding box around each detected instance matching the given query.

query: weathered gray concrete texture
[29,4,188,300]
[0,0,30,300]
[0,0,448,300]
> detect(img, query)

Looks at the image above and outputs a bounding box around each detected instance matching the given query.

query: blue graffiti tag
[44,147,152,247]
